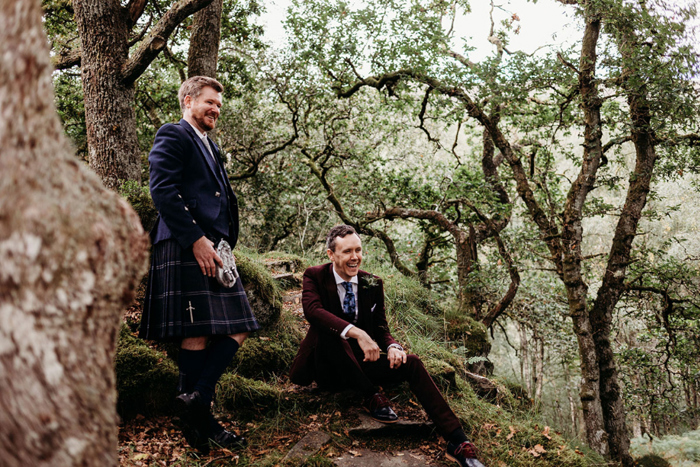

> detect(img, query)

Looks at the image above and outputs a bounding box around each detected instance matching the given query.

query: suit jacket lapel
[180,119,223,185]
[357,271,372,325]
[324,263,344,317]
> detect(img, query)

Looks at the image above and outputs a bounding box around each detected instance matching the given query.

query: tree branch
[125,0,148,28]
[122,0,215,86]
[52,48,81,70]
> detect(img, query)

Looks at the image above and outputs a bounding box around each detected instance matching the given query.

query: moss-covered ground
[117,254,609,466]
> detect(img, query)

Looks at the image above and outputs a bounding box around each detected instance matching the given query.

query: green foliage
[215,373,287,416]
[115,324,178,419]
[631,431,700,467]
[118,180,158,232]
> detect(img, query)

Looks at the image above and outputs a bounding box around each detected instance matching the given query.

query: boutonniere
[361,275,379,288]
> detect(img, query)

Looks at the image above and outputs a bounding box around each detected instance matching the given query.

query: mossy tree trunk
[0,1,148,465]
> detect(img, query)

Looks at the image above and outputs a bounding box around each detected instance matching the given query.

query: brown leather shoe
[446,440,485,467]
[363,393,399,423]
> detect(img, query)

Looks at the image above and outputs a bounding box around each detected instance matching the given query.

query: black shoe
[210,429,248,450]
[206,411,248,450]
[445,441,485,467]
[175,391,211,453]
[364,393,399,423]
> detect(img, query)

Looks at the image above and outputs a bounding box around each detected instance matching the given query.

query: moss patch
[423,356,457,390]
[444,307,491,358]
[236,252,284,327]
[115,325,178,419]
[216,373,288,415]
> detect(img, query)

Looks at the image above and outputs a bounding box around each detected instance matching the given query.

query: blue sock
[194,337,240,405]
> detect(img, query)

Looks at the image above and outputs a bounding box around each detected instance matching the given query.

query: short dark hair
[326,225,358,251]
[178,76,224,112]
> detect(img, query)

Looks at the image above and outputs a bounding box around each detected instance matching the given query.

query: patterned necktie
[342,281,356,320]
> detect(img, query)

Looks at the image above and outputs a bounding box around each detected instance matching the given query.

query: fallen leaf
[507,426,517,440]
[542,426,552,440]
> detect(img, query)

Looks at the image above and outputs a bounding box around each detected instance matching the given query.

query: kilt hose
[139,239,260,340]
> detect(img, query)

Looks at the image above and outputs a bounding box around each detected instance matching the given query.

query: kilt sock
[178,348,208,393]
[194,337,240,406]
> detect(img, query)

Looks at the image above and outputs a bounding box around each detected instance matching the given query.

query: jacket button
[178,194,182,199]
[184,206,189,211]
[215,191,221,197]
[192,220,197,224]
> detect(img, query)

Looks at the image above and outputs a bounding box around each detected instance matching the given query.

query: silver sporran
[215,239,239,288]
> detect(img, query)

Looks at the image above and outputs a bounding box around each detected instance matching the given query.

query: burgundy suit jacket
[289,263,398,388]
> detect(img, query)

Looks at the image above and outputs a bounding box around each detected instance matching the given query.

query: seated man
[290,225,485,467]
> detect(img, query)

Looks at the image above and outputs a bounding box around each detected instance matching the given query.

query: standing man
[290,225,485,467]
[139,76,260,453]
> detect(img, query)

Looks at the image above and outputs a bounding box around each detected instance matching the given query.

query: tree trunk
[519,323,532,398]
[69,0,215,190]
[533,335,544,402]
[587,11,659,465]
[73,0,141,190]
[455,227,481,314]
[0,1,148,465]
[188,0,223,78]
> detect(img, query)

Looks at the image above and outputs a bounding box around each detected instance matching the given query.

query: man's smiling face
[184,85,222,133]
[327,233,362,281]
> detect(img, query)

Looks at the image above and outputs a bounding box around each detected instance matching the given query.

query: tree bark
[0,1,148,465]
[188,0,223,78]
[73,0,141,190]
[588,15,658,465]
[70,0,215,190]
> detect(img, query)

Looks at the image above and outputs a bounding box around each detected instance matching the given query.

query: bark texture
[73,0,141,190]
[188,0,223,78]
[69,0,215,190]
[588,13,657,466]
[0,1,148,465]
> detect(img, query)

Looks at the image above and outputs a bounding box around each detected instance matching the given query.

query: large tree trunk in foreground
[0,1,148,465]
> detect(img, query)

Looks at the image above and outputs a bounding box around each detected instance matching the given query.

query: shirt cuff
[387,343,404,352]
[340,324,354,340]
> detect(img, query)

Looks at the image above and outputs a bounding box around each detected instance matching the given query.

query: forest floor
[116,254,601,467]
[118,287,453,466]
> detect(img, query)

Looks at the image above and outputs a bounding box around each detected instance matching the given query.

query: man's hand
[388,347,407,369]
[347,327,380,362]
[192,236,223,277]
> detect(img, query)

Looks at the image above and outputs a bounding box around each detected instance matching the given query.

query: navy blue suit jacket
[149,119,239,249]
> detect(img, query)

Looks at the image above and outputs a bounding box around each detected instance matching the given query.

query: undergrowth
[118,252,606,466]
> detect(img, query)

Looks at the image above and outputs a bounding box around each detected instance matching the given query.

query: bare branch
[557,52,580,75]
[417,87,438,142]
[602,135,633,154]
[128,15,153,47]
[52,48,81,70]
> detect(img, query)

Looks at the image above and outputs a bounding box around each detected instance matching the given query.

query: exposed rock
[236,253,283,327]
[283,431,331,463]
[349,413,434,438]
[334,449,432,466]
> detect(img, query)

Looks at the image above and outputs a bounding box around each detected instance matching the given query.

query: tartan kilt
[139,239,260,340]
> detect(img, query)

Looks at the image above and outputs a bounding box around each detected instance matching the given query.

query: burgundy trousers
[341,345,462,437]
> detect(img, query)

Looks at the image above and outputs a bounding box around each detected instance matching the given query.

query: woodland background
[1,0,699,466]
